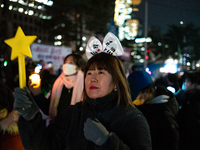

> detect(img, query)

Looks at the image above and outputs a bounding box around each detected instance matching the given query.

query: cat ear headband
[85,32,124,59]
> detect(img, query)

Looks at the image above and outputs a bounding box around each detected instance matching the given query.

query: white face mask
[62,63,77,75]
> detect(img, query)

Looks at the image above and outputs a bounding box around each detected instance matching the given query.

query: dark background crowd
[0,55,200,150]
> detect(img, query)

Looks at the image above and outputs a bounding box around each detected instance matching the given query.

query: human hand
[28,79,42,96]
[83,118,109,146]
[14,87,39,121]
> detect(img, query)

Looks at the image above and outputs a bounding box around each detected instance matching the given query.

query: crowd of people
[0,33,200,150]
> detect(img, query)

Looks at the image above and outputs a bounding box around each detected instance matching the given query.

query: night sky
[135,0,200,34]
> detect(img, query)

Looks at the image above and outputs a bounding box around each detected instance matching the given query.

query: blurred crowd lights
[160,58,178,73]
[145,67,151,75]
[135,37,152,43]
[114,0,141,41]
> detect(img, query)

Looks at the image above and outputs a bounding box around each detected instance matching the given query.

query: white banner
[30,43,72,71]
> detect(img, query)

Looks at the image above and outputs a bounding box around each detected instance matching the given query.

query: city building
[0,0,53,45]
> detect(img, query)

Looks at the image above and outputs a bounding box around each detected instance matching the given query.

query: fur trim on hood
[0,110,20,134]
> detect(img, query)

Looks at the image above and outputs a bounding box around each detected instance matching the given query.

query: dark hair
[167,73,178,83]
[0,82,14,113]
[82,52,132,108]
[131,64,141,72]
[63,53,85,69]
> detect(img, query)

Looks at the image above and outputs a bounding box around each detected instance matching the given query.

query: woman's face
[63,56,79,75]
[85,67,116,99]
[64,56,76,65]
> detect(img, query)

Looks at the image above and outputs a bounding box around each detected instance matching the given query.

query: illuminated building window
[28,3,34,8]
[42,15,47,19]
[47,16,52,20]
[82,36,86,41]
[18,0,27,5]
[35,0,53,6]
[18,8,24,13]
[28,10,34,15]
[157,42,162,46]
[54,41,62,46]
[61,23,65,27]
[187,62,190,66]
[139,59,144,63]
[82,43,86,47]
[54,35,62,40]
[38,6,42,9]
[37,39,41,43]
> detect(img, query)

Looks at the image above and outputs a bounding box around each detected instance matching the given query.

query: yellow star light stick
[4,26,37,89]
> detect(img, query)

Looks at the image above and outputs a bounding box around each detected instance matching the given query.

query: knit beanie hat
[128,70,152,101]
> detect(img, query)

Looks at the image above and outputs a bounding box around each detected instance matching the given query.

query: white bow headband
[86,32,124,59]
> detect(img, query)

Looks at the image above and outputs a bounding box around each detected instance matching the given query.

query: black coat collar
[86,91,118,112]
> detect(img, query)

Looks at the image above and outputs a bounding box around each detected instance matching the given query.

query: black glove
[14,87,39,121]
[83,118,109,146]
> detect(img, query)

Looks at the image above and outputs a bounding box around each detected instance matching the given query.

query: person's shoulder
[119,104,145,119]
[68,101,83,110]
[124,105,150,126]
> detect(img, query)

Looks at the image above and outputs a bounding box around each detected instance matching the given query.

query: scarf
[49,70,84,119]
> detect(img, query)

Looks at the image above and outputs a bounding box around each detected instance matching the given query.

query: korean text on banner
[30,43,72,71]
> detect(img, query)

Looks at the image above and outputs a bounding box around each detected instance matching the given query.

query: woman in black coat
[14,52,152,150]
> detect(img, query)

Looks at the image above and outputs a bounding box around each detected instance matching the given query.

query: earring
[114,88,117,91]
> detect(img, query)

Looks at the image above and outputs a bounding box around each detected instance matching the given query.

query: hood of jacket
[147,95,169,104]
[0,110,20,134]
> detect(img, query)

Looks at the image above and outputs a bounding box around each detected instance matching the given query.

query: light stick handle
[18,53,26,89]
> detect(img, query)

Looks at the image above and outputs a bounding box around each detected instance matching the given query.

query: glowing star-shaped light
[4,26,37,89]
[5,26,37,60]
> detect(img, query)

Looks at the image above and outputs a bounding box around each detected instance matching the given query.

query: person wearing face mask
[28,53,85,122]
